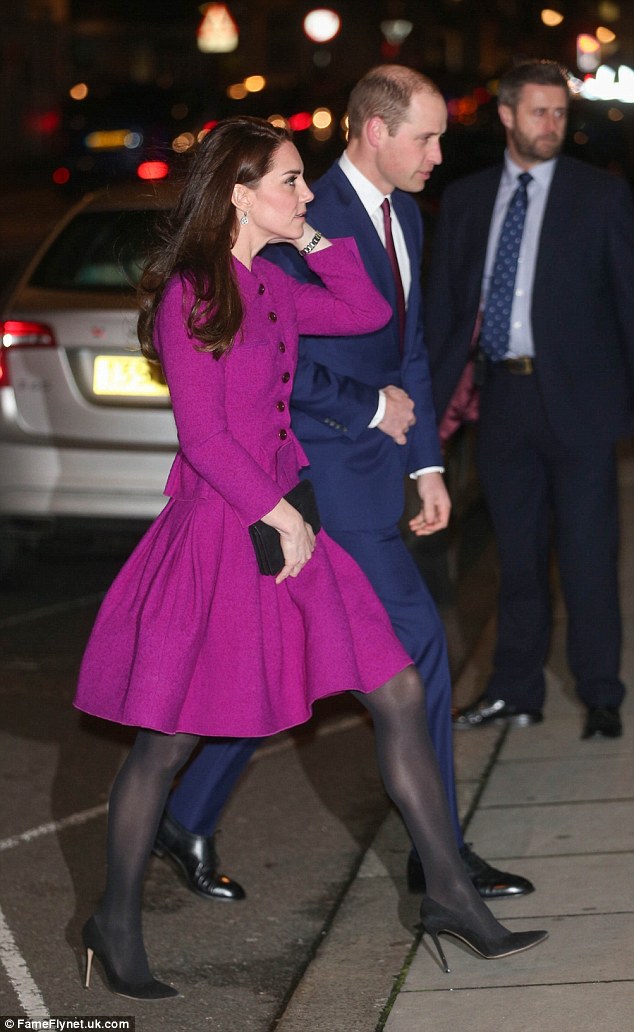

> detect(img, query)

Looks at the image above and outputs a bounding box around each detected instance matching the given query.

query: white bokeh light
[303,9,341,44]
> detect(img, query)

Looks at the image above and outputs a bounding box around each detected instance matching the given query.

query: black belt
[474,352,535,386]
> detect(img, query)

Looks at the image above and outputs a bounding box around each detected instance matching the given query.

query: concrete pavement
[277,448,634,1032]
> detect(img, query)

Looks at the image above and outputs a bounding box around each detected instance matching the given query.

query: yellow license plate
[93,355,170,398]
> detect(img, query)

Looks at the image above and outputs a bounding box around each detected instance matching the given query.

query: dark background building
[2,1,634,188]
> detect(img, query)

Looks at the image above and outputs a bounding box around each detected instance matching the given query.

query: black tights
[353,668,502,937]
[95,729,200,983]
[95,665,504,982]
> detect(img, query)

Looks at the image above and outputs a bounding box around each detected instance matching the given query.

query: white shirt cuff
[369,389,386,428]
[409,466,445,480]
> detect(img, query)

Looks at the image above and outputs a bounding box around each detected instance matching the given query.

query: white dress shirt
[483,154,557,358]
[337,154,443,478]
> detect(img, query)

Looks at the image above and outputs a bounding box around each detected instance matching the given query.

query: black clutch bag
[249,479,321,576]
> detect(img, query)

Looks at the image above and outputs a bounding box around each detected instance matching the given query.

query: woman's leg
[93,729,200,983]
[355,667,520,940]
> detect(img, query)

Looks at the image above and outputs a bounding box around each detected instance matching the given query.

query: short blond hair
[347,65,441,138]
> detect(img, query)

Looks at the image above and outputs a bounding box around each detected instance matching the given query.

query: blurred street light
[380,20,413,44]
[581,64,634,102]
[244,75,266,93]
[540,9,564,28]
[227,83,248,100]
[596,26,617,44]
[577,33,601,73]
[303,9,341,44]
[597,1,620,22]
[197,3,239,54]
[69,82,89,101]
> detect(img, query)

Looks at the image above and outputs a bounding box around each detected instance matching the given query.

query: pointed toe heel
[82,917,179,1000]
[419,898,548,972]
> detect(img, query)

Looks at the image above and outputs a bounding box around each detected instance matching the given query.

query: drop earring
[240,211,249,225]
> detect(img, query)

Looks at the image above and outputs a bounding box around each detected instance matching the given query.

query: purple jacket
[155,237,392,528]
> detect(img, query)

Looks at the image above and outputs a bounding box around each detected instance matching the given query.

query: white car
[0,184,179,576]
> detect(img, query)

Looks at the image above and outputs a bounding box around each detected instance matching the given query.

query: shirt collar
[339,151,391,218]
[503,151,558,191]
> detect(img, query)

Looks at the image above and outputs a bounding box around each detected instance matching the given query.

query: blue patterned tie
[480,172,532,362]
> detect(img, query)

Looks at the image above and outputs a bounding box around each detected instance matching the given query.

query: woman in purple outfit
[74,116,546,1001]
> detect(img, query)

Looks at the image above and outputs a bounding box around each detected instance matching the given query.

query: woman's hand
[260,497,316,584]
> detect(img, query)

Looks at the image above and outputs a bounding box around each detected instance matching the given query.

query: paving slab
[466,799,634,857]
[452,722,502,780]
[495,717,625,760]
[483,851,634,919]
[478,754,633,806]
[386,981,634,1032]
[400,912,634,990]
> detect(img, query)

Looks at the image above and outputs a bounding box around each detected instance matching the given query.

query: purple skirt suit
[74,239,411,736]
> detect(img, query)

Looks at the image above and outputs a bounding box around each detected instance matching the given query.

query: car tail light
[0,320,56,388]
[2,320,56,348]
[137,160,169,181]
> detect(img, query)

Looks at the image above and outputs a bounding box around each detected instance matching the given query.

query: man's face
[500,83,568,167]
[373,90,447,194]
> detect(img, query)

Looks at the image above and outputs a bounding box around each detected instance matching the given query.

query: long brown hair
[138,116,292,360]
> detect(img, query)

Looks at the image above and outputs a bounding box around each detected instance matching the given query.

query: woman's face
[242,141,314,245]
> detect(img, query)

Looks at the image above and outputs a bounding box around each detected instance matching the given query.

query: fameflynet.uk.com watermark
[1,1019,135,1031]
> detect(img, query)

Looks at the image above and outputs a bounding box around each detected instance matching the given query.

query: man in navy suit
[426,60,634,738]
[153,66,533,902]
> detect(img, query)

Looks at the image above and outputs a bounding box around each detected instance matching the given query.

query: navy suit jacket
[266,161,442,531]
[425,155,634,448]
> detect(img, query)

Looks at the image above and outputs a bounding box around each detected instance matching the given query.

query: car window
[29,209,160,292]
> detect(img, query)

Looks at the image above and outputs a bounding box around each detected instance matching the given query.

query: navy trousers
[167,521,463,847]
[169,737,260,836]
[477,368,626,711]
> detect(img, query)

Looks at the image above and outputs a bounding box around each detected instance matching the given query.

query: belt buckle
[508,356,533,374]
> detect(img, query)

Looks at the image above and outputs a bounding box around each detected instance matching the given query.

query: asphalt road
[0,534,404,1028]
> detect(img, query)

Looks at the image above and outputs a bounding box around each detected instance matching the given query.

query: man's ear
[365,115,386,149]
[498,104,514,131]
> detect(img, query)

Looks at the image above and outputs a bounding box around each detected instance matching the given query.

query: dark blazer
[267,161,442,531]
[425,155,634,447]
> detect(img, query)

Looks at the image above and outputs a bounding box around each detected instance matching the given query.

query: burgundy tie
[381,197,406,353]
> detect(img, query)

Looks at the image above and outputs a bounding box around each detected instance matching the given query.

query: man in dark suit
[152,66,532,902]
[426,59,634,738]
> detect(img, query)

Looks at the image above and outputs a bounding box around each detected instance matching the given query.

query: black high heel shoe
[419,898,548,974]
[82,916,179,1000]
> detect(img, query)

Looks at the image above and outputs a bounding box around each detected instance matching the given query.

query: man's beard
[512,127,563,164]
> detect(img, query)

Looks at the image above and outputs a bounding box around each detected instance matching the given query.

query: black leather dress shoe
[453,696,543,730]
[407,844,535,899]
[152,811,245,901]
[582,706,622,739]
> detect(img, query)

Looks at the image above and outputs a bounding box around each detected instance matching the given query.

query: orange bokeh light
[578,33,600,54]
